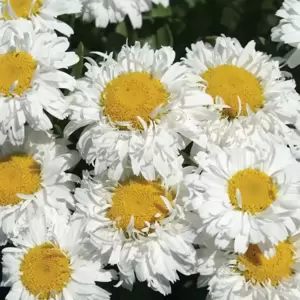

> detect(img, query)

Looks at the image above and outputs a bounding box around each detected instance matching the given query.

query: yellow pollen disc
[3,0,43,20]
[107,178,174,231]
[20,243,71,299]
[101,72,169,129]
[0,51,37,97]
[0,154,41,206]
[202,65,264,118]
[237,241,295,286]
[227,168,277,214]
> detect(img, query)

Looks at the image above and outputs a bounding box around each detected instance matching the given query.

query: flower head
[65,41,214,181]
[73,168,197,295]
[183,36,300,158]
[0,126,80,245]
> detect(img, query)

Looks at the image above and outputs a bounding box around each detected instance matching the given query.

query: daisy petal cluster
[187,139,300,299]
[0,2,117,299]
[179,31,300,299]
[79,0,169,29]
[2,0,300,299]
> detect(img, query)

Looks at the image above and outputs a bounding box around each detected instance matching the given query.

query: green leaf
[115,21,128,38]
[150,4,172,18]
[53,124,63,137]
[72,42,84,79]
[204,35,218,44]
[156,24,174,47]
[180,150,197,167]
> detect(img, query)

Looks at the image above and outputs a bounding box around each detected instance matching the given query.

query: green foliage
[72,42,85,79]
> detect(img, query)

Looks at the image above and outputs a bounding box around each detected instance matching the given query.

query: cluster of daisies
[1,0,300,300]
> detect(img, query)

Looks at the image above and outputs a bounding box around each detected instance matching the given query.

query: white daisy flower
[65,41,214,181]
[73,168,197,295]
[1,215,115,300]
[192,141,300,256]
[79,0,169,29]
[0,0,82,36]
[197,233,300,300]
[271,0,300,68]
[183,36,300,158]
[0,21,78,146]
[0,126,80,246]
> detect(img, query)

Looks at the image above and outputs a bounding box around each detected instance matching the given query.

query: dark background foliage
[0,0,296,299]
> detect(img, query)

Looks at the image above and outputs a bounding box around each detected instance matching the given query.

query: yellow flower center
[3,0,43,19]
[0,51,37,97]
[20,243,71,299]
[107,178,174,231]
[237,241,295,286]
[0,154,41,206]
[227,168,277,214]
[101,72,169,129]
[202,65,264,118]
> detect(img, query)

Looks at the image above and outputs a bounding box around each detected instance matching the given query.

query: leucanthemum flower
[0,21,78,145]
[183,36,300,157]
[65,42,214,181]
[271,0,300,68]
[192,141,300,256]
[1,215,115,300]
[79,0,169,29]
[0,0,82,36]
[73,169,197,295]
[197,232,300,300]
[0,126,80,246]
